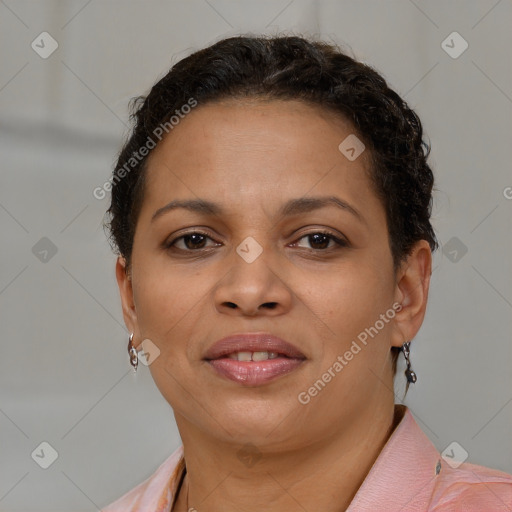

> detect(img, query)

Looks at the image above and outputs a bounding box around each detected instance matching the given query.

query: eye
[165,231,221,251]
[164,229,348,254]
[292,231,348,251]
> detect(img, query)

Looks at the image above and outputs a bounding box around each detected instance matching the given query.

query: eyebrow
[151,196,365,224]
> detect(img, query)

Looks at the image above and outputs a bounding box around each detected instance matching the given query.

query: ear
[115,256,142,350]
[390,240,432,348]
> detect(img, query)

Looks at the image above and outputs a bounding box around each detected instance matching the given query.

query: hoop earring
[402,341,417,384]
[128,333,138,372]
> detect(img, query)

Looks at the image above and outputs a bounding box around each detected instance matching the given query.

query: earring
[128,333,138,372]
[402,341,417,384]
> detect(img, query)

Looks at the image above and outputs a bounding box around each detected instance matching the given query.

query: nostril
[221,302,277,310]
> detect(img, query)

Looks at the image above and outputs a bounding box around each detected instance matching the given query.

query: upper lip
[203,333,306,360]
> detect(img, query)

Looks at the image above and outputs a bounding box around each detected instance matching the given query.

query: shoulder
[101,445,184,511]
[430,459,512,511]
[346,406,512,512]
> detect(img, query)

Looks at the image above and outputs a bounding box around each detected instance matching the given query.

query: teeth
[252,351,271,361]
[237,351,252,361]
[227,351,281,361]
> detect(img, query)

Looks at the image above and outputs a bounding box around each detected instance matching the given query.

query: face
[117,99,428,451]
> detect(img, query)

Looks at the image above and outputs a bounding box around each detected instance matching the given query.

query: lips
[203,333,306,386]
[203,333,306,361]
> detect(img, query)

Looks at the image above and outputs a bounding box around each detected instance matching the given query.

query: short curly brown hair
[105,34,438,380]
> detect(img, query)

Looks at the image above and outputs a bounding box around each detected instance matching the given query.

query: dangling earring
[402,341,417,384]
[128,333,138,372]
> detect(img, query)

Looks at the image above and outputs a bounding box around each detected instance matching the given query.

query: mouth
[203,333,307,386]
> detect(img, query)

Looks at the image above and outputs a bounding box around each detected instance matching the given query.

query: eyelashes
[166,231,220,251]
[290,231,348,251]
[164,229,349,254]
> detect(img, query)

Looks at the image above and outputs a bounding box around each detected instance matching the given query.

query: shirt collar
[162,405,442,512]
[346,404,442,511]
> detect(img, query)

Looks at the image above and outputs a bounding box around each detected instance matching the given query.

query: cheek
[309,259,394,351]
[133,253,205,321]
[131,270,200,363]
[133,267,206,398]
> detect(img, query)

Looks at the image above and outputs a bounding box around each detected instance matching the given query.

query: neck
[172,399,403,512]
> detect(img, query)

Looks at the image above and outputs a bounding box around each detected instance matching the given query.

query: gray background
[1,1,511,510]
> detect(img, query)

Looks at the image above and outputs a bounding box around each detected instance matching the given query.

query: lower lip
[206,358,305,386]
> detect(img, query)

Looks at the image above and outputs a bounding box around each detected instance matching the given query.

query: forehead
[140,99,380,218]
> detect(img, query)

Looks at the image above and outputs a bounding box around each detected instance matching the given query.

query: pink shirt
[102,406,512,511]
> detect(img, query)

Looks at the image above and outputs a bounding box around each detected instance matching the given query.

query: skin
[116,99,432,512]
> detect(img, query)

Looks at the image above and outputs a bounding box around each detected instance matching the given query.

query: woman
[102,35,512,511]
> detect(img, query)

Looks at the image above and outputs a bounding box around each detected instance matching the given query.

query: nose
[213,248,293,317]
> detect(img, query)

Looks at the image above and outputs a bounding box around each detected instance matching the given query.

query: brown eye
[293,231,348,251]
[180,234,208,250]
[166,231,220,251]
